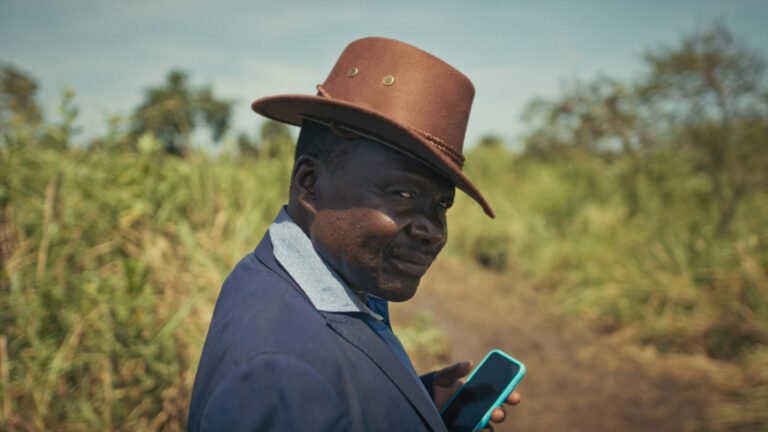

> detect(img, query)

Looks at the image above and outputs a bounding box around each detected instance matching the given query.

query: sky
[1,0,767,148]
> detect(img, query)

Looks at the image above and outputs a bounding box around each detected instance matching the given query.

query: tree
[237,132,260,158]
[259,120,294,159]
[522,76,645,160]
[521,76,651,216]
[237,120,294,160]
[131,70,233,156]
[476,135,505,150]
[0,64,42,127]
[640,24,768,235]
[1,64,78,150]
[522,24,768,229]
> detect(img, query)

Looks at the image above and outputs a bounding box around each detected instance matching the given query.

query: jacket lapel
[323,312,446,432]
[254,234,446,431]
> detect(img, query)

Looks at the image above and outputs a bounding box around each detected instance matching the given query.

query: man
[188,37,520,431]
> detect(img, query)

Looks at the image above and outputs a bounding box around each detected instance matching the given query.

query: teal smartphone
[439,349,526,432]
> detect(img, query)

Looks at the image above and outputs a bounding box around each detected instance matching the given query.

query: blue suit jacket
[188,234,447,431]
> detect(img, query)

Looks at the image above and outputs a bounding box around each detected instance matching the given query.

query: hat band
[315,84,465,168]
[300,114,438,171]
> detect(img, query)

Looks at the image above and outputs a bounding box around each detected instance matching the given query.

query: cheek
[312,208,399,267]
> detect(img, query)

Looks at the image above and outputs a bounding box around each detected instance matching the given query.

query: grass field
[1,130,766,430]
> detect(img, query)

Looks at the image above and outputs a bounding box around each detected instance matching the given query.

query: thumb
[434,360,473,386]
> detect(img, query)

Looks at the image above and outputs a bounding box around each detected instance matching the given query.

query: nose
[408,212,446,246]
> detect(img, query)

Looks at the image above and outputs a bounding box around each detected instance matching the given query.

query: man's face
[309,139,455,302]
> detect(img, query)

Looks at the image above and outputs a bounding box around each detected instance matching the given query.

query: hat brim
[251,94,495,218]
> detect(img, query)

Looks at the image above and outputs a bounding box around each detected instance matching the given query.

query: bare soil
[391,259,740,432]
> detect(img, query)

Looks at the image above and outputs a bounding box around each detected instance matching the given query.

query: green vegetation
[0,140,292,430]
[1,25,766,430]
[394,311,450,370]
[130,70,233,156]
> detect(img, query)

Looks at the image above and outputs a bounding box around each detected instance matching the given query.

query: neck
[286,202,311,238]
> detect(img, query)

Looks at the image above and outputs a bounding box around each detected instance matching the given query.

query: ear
[290,155,320,215]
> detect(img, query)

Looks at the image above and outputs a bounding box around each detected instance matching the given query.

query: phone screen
[440,352,521,432]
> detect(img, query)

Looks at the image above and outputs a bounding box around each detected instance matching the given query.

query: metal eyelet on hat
[382,75,395,86]
[347,67,359,77]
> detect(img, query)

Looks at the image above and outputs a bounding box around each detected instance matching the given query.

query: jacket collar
[268,208,382,320]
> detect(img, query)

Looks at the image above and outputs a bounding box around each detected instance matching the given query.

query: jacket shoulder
[210,250,325,353]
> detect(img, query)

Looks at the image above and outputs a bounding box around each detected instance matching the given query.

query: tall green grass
[1,140,291,430]
[452,145,768,359]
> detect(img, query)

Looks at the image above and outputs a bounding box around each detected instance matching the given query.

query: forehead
[340,138,455,192]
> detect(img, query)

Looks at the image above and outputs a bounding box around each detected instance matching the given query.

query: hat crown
[320,37,475,162]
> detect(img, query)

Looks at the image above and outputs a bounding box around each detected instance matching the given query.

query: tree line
[520,24,767,237]
[0,64,293,158]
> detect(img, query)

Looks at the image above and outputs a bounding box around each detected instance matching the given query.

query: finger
[434,360,472,386]
[505,391,522,406]
[490,406,506,423]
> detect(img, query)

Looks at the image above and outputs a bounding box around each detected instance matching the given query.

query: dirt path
[391,259,736,432]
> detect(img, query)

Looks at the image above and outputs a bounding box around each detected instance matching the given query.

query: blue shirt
[269,208,424,389]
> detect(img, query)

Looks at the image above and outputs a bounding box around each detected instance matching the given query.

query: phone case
[439,349,526,432]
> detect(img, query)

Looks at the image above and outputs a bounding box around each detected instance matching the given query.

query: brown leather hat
[251,37,494,218]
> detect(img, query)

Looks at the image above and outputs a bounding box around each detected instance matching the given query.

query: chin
[376,278,420,302]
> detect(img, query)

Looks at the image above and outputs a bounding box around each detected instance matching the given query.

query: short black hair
[294,120,357,173]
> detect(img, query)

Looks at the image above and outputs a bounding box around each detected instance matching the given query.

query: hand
[432,360,522,430]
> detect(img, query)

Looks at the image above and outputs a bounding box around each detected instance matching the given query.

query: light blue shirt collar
[269,208,383,321]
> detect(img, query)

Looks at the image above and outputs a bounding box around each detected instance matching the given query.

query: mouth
[387,250,434,278]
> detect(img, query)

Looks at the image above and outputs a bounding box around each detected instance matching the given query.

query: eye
[437,197,454,209]
[396,190,415,199]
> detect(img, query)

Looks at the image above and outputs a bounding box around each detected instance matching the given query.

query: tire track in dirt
[392,259,732,431]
